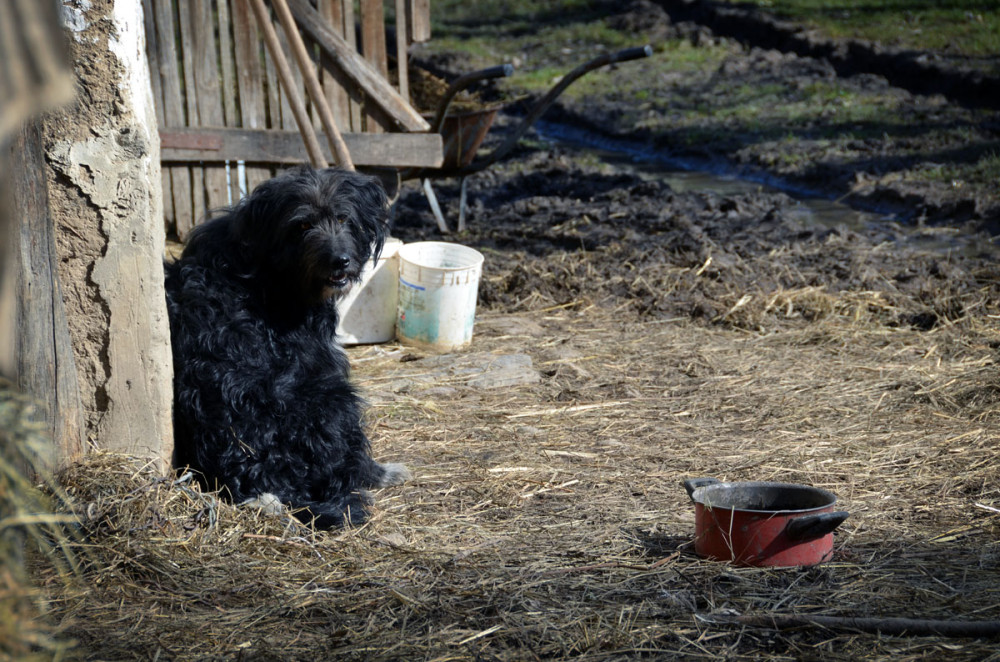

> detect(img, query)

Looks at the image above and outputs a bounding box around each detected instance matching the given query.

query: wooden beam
[160,127,443,167]
[285,0,429,132]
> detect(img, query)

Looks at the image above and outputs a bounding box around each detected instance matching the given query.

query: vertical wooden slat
[232,0,273,191]
[360,0,388,133]
[395,0,408,102]
[341,0,363,132]
[152,0,194,236]
[275,15,300,130]
[142,0,174,229]
[318,0,352,132]
[191,0,229,214]
[262,17,282,131]
[216,0,242,203]
[177,0,206,237]
[407,0,431,43]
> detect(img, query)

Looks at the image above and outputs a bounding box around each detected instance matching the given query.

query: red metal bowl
[683,478,849,567]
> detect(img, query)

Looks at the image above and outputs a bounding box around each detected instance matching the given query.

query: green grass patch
[735,0,1000,57]
[923,148,1000,187]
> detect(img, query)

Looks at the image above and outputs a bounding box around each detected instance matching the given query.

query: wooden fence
[143,0,442,238]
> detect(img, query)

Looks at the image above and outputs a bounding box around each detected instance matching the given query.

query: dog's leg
[375,462,411,487]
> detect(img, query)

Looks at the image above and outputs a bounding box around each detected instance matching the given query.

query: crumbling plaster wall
[44,0,172,464]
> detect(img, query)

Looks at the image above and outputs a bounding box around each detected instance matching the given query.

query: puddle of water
[536,120,995,255]
[536,120,878,233]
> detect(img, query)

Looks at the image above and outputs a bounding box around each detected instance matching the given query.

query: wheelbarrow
[402,45,653,232]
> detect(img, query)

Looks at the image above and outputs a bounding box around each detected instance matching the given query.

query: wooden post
[8,121,84,463]
[42,0,173,467]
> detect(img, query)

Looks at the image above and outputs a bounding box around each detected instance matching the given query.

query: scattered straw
[29,293,1000,659]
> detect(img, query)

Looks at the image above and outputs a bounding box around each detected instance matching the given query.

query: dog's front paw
[377,462,411,487]
[241,492,287,515]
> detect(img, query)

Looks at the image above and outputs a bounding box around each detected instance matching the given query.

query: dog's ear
[353,173,390,263]
[229,167,306,264]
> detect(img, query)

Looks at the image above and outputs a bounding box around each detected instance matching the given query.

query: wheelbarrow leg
[422,178,450,233]
[458,176,470,232]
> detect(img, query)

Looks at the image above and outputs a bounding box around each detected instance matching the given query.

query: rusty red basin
[684,478,849,568]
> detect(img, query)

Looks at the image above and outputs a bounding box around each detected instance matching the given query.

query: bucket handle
[683,477,720,501]
[784,511,850,541]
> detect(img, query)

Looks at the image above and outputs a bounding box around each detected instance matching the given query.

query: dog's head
[230,166,389,305]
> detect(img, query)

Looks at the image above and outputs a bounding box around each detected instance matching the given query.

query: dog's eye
[299,222,312,231]
[337,217,347,225]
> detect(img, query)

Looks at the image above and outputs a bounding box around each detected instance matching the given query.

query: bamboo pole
[246,0,328,168]
[269,0,353,169]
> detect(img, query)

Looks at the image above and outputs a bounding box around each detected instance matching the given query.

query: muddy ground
[411,0,1000,235]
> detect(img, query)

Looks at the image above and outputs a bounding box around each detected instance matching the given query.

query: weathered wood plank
[395,0,409,102]
[339,0,363,132]
[407,0,431,43]
[151,0,193,233]
[360,0,388,133]
[177,0,206,236]
[232,0,273,192]
[160,127,443,167]
[191,0,229,212]
[142,0,174,227]
[318,0,354,132]
[286,0,429,132]
[271,0,353,168]
[216,0,242,203]
[275,11,301,130]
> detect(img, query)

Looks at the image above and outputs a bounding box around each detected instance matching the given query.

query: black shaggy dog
[165,166,409,529]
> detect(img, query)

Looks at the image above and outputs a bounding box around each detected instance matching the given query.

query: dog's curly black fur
[165,166,409,529]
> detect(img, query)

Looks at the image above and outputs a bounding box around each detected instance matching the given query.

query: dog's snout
[333,254,351,270]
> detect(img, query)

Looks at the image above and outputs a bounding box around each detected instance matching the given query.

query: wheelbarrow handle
[609,45,654,64]
[452,44,653,176]
[429,64,515,134]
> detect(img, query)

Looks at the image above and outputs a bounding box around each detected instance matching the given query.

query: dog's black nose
[333,254,351,270]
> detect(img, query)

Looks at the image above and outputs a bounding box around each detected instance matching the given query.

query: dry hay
[29,288,1000,660]
[1,381,78,660]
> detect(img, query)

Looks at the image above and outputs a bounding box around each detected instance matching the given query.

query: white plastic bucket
[396,241,484,351]
[337,237,403,345]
